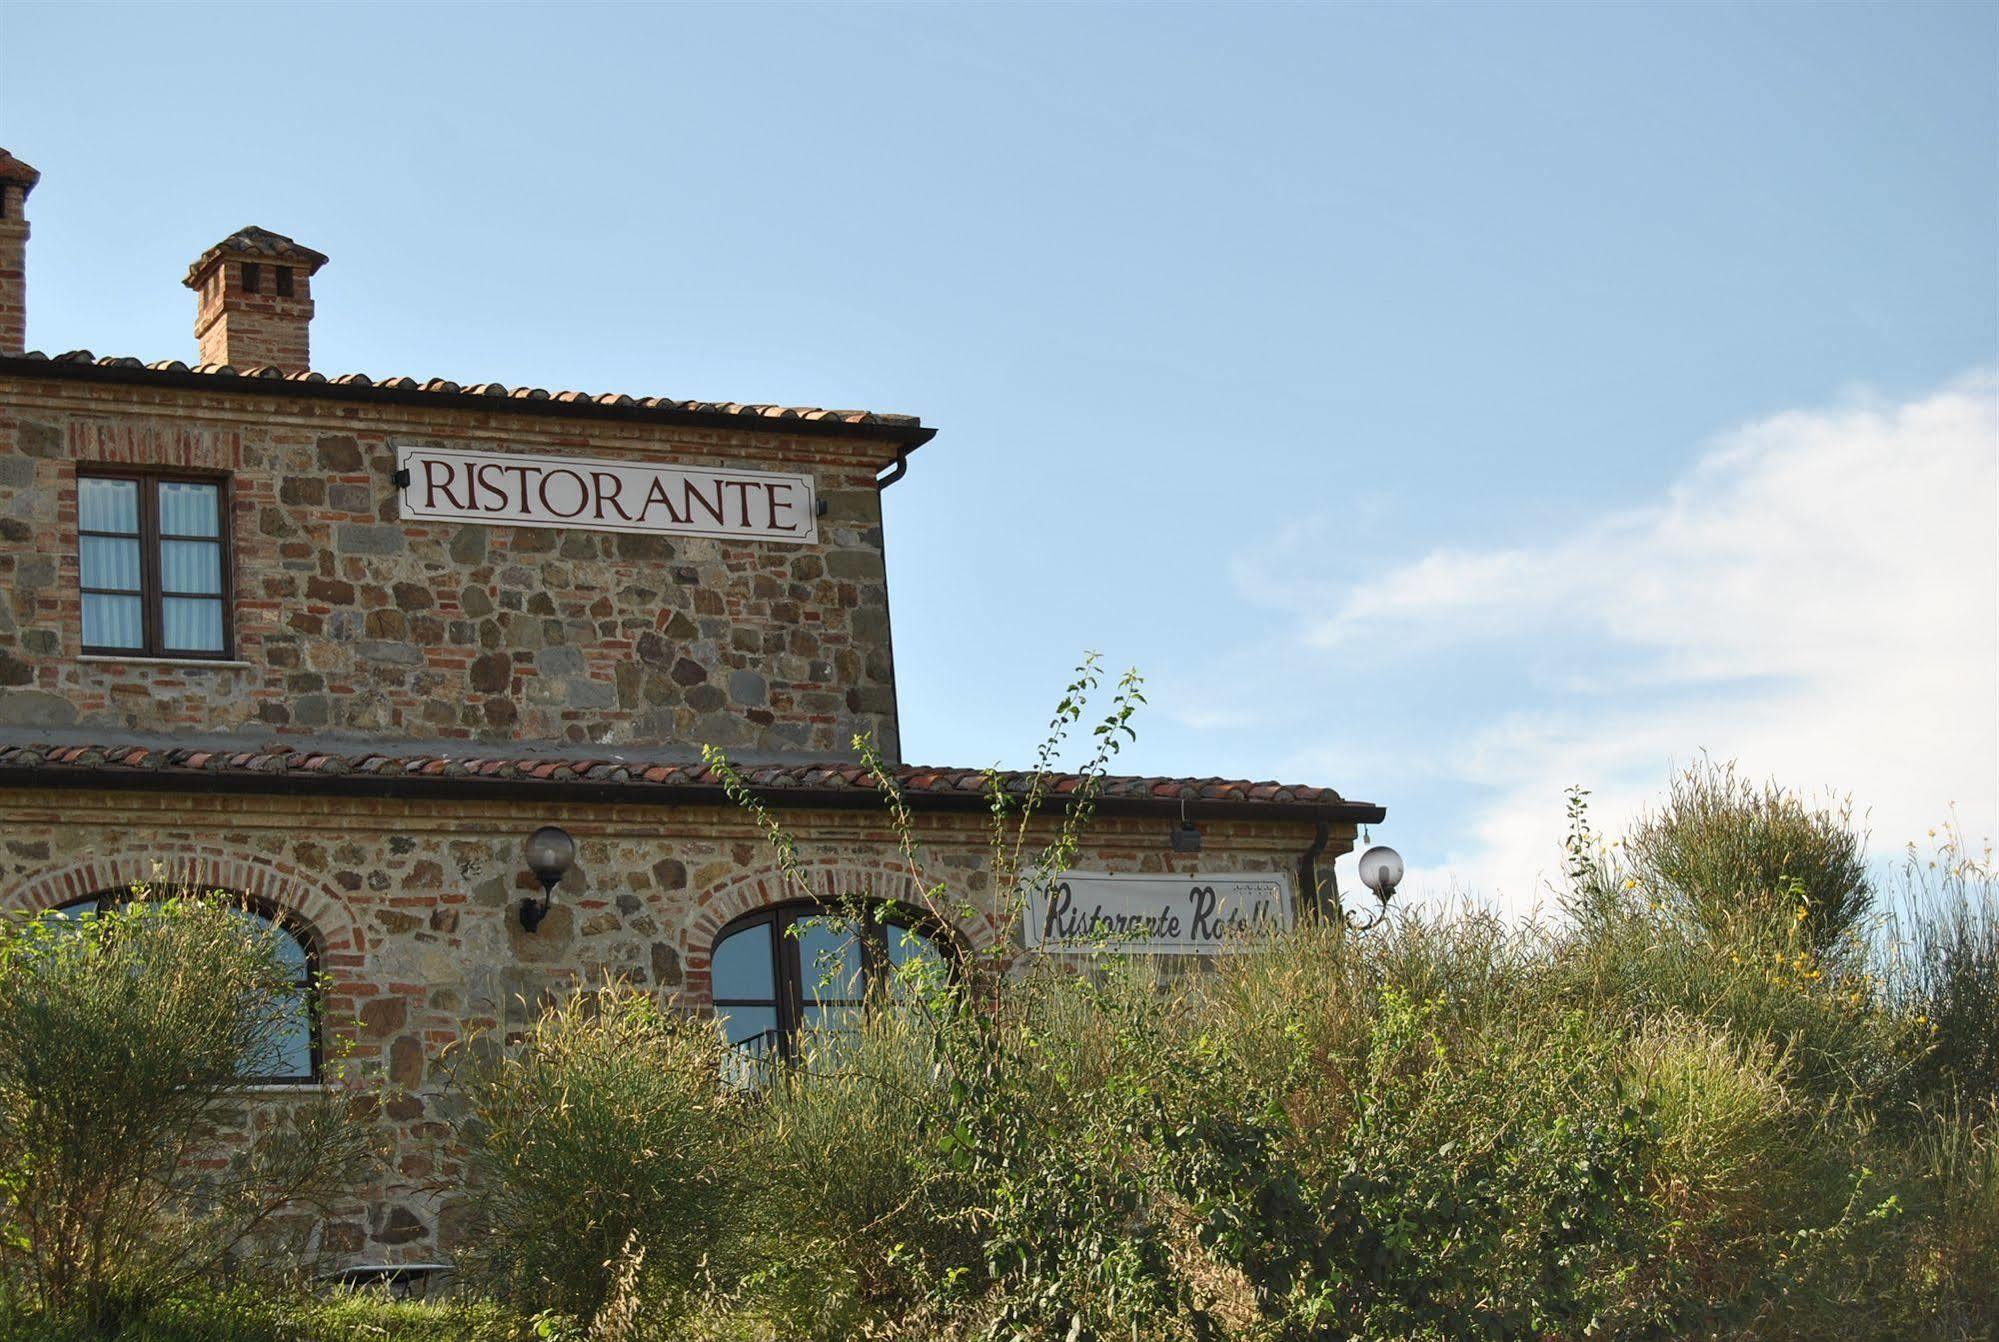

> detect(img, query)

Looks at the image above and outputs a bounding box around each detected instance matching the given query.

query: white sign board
[1025,871,1294,955]
[396,444,818,544]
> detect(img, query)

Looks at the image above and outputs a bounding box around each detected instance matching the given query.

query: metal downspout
[1299,818,1333,920]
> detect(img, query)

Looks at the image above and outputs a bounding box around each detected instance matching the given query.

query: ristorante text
[394,445,818,544]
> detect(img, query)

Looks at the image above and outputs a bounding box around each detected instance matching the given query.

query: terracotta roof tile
[0,743,1380,821]
[6,349,927,439]
[182,226,330,285]
[0,148,41,193]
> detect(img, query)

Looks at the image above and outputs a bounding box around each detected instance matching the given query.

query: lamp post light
[1348,844,1405,932]
[519,824,576,933]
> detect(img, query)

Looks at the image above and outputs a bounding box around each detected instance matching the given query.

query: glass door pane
[712,921,775,1001]
[794,916,863,1001]
[717,1003,780,1050]
[885,922,945,995]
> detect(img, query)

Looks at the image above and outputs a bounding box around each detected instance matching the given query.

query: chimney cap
[183,225,328,288]
[0,149,41,197]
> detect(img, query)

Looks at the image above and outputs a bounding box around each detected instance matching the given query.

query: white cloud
[1308,373,1999,911]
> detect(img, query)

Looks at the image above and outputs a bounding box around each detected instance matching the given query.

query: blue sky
[5,2,1994,910]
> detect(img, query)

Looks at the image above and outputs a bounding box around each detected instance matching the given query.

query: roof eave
[0,355,939,452]
[0,760,1385,826]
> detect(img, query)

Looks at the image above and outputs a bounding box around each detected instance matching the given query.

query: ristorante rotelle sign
[395,445,818,544]
[1024,871,1295,955]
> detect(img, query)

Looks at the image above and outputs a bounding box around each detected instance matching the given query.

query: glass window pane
[244,987,313,1080]
[719,1006,780,1088]
[795,917,863,1001]
[711,922,774,1001]
[230,907,310,974]
[82,593,144,649]
[162,597,224,653]
[801,1002,862,1034]
[42,898,102,931]
[80,536,142,591]
[717,1003,779,1050]
[276,936,310,975]
[886,922,944,995]
[798,1004,863,1066]
[886,923,942,969]
[78,477,138,533]
[158,480,220,537]
[159,539,222,594]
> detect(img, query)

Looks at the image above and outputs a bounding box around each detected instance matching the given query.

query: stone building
[0,149,1384,1263]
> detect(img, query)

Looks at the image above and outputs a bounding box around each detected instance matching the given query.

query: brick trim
[68,418,245,471]
[682,858,1002,1005]
[5,847,360,954]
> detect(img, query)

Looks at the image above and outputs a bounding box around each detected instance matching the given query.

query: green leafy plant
[1883,827,1999,1107]
[1623,758,1873,952]
[0,889,375,1333]
[456,983,745,1326]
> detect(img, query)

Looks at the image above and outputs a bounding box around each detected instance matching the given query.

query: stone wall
[0,786,1343,1263]
[0,374,904,758]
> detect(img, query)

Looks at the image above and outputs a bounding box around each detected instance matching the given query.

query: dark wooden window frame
[711,900,952,1065]
[76,466,236,660]
[52,891,323,1085]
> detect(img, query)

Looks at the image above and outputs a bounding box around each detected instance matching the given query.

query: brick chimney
[0,148,40,358]
[182,226,328,373]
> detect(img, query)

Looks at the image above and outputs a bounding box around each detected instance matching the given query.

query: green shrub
[1193,924,1659,1340]
[939,960,1217,1338]
[457,983,745,1325]
[0,894,374,1332]
[1623,759,1872,952]
[1555,784,1913,1109]
[18,747,1997,1338]
[0,1286,517,1342]
[731,923,1668,1340]
[1618,1014,1811,1327]
[734,955,1225,1340]
[733,991,980,1336]
[1557,893,1917,1108]
[684,738,1995,1339]
[1892,1096,1999,1337]
[1883,834,1999,1106]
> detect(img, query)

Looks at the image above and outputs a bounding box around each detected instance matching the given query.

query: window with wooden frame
[48,894,322,1083]
[711,902,948,1066]
[76,471,233,658]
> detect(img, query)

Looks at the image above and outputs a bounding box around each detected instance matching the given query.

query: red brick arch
[683,858,1002,1005]
[5,848,361,956]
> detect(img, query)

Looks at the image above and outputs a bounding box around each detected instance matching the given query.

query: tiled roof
[0,149,38,193]
[184,226,330,283]
[0,349,932,443]
[0,742,1382,822]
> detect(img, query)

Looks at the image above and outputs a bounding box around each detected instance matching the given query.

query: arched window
[50,894,320,1083]
[711,902,946,1063]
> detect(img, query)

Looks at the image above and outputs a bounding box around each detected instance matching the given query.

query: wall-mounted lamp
[1348,844,1405,932]
[519,824,576,933]
[1170,796,1203,853]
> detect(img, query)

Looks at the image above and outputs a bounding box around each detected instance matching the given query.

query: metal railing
[724,1028,783,1088]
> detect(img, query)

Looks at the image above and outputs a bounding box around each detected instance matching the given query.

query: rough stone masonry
[0,148,1384,1265]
